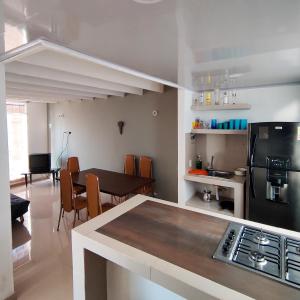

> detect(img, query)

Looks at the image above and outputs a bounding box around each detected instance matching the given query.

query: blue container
[229,119,235,130]
[234,119,241,130]
[241,119,248,130]
[217,123,223,129]
[223,121,229,129]
[211,119,217,129]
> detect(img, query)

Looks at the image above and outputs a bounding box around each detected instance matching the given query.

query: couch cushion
[11,194,30,220]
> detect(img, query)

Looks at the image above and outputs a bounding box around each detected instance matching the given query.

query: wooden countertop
[97,200,300,300]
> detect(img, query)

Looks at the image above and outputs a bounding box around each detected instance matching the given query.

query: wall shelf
[191,103,251,111]
[191,129,247,135]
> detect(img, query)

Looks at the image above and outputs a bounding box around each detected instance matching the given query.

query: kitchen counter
[72,195,300,300]
[184,173,246,218]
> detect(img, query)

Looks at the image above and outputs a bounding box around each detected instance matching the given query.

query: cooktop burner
[249,250,267,265]
[253,231,269,245]
[213,223,300,289]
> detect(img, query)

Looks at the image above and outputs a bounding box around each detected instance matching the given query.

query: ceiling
[3,0,300,91]
[2,40,164,103]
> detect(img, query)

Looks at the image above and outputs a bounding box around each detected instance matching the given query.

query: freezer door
[247,167,300,231]
[248,122,300,170]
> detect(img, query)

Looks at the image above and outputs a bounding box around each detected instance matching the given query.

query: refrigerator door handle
[250,134,257,165]
[249,167,256,199]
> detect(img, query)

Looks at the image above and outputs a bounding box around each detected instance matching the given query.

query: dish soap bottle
[196,155,203,169]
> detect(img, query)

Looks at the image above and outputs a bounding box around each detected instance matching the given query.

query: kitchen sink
[208,170,233,178]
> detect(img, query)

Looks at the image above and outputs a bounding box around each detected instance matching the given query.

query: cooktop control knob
[228,232,235,241]
[224,239,231,246]
[222,244,229,254]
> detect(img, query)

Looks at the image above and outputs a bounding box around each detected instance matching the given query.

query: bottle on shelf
[222,90,229,104]
[214,88,220,105]
[199,92,204,105]
[205,91,212,105]
[196,154,203,169]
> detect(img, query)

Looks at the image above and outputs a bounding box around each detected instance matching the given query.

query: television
[29,153,51,173]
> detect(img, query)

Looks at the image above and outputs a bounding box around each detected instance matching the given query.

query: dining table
[72,168,154,199]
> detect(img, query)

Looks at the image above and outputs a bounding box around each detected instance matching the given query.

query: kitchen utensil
[188,169,208,176]
[211,119,217,129]
[241,119,248,130]
[203,189,211,202]
[234,119,241,130]
[234,167,247,176]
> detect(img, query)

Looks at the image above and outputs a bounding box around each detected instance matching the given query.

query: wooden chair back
[86,173,102,218]
[60,169,73,212]
[124,154,136,176]
[139,156,152,178]
[67,156,80,173]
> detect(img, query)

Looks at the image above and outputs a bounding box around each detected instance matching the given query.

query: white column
[72,231,86,300]
[0,5,15,299]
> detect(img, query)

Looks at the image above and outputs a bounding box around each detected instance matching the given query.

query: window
[7,103,28,181]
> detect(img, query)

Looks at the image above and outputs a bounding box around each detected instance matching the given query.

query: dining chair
[124,154,136,176]
[57,169,87,231]
[67,156,80,173]
[67,156,86,195]
[138,156,153,195]
[86,173,115,219]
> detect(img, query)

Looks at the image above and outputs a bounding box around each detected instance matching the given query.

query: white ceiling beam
[17,49,164,92]
[6,82,109,99]
[6,73,125,97]
[6,92,93,103]
[6,88,108,101]
[6,62,144,95]
[6,96,58,104]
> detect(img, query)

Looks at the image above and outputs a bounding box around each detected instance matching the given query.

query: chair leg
[57,206,63,231]
[62,210,65,218]
[77,210,80,220]
[73,210,77,228]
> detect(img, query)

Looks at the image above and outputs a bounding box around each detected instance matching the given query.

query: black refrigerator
[246,122,300,231]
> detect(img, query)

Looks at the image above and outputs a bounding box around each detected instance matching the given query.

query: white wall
[49,88,178,202]
[189,84,300,124]
[0,6,14,298]
[27,102,48,154]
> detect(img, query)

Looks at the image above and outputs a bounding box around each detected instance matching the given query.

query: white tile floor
[11,179,93,300]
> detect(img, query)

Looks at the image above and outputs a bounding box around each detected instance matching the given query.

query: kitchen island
[72,195,300,300]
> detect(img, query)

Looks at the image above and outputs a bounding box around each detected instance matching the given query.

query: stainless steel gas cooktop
[213,223,300,289]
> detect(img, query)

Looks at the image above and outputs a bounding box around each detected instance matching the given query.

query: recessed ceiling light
[133,0,163,4]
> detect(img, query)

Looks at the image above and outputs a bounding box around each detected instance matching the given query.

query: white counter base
[72,195,300,300]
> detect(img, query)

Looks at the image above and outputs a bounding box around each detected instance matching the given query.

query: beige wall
[49,87,178,202]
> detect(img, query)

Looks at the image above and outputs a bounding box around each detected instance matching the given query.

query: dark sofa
[10,194,30,222]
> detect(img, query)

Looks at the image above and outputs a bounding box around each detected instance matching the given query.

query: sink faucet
[208,155,214,170]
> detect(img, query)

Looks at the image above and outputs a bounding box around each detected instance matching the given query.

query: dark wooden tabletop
[97,200,300,300]
[72,168,154,197]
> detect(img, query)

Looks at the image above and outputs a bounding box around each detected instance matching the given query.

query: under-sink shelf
[186,194,234,217]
